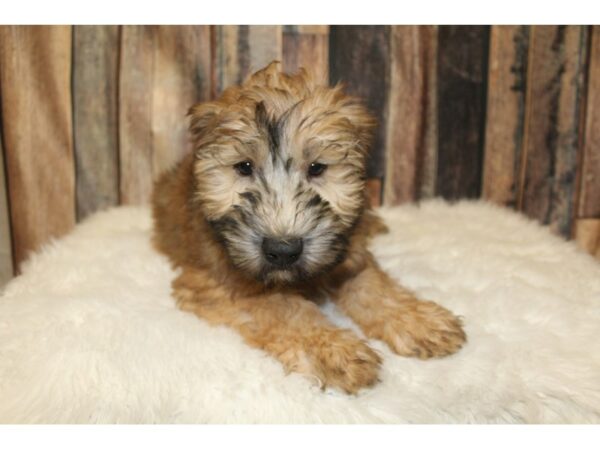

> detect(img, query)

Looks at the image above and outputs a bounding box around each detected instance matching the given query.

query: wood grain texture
[119,26,211,205]
[283,26,329,82]
[365,178,382,208]
[578,25,600,219]
[483,25,530,208]
[151,26,211,176]
[0,119,14,285]
[574,218,600,258]
[519,26,588,237]
[0,26,75,268]
[329,26,390,179]
[383,25,438,205]
[436,26,490,200]
[73,25,120,220]
[212,26,282,97]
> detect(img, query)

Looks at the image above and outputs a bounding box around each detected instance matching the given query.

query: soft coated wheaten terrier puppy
[152,62,465,393]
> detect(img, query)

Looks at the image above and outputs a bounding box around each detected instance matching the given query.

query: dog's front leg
[172,268,381,394]
[331,255,466,359]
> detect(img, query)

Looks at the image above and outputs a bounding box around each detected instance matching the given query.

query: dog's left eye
[308,162,327,178]
[234,161,253,176]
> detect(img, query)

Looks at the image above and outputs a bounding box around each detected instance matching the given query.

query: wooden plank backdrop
[0,25,599,284]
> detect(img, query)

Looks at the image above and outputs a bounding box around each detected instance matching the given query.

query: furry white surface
[1,200,599,424]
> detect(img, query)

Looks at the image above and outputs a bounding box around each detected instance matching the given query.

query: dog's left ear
[333,89,377,156]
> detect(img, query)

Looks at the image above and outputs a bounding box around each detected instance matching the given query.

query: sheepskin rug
[1,200,599,424]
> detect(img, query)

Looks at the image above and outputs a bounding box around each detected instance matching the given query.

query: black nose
[262,237,303,267]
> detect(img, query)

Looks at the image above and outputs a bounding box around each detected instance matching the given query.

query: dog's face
[189,63,374,284]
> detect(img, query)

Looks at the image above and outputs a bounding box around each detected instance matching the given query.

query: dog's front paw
[299,329,381,394]
[379,300,466,359]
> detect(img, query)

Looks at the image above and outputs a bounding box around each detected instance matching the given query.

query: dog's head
[189,62,375,285]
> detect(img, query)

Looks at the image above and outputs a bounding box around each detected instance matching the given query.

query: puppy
[152,61,465,393]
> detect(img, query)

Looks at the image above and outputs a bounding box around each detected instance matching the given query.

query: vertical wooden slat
[119,26,211,205]
[212,25,282,97]
[151,26,211,175]
[73,25,120,220]
[574,219,600,258]
[0,26,75,268]
[578,25,600,219]
[519,26,588,237]
[383,25,438,205]
[436,25,490,200]
[482,25,530,208]
[283,25,329,82]
[119,26,154,205]
[329,25,390,180]
[0,121,14,285]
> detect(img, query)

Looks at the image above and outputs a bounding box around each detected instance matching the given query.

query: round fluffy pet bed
[1,200,599,423]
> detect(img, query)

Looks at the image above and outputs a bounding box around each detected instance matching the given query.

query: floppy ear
[333,87,377,157]
[188,102,224,145]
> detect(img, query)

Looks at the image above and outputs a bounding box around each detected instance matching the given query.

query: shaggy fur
[1,202,600,423]
[152,62,465,393]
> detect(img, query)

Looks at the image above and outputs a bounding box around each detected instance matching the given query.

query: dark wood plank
[0,117,14,285]
[578,25,600,219]
[436,25,490,200]
[119,26,211,205]
[73,25,120,220]
[0,26,75,268]
[212,25,282,97]
[283,25,329,82]
[519,26,588,237]
[383,25,438,205]
[329,26,390,179]
[482,25,530,208]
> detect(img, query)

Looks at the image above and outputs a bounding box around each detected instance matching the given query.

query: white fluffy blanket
[1,200,599,424]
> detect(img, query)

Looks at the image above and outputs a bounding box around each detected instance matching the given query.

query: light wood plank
[483,25,530,208]
[283,26,329,83]
[574,218,600,259]
[383,25,437,205]
[0,26,75,268]
[578,25,600,219]
[119,26,211,205]
[212,25,282,96]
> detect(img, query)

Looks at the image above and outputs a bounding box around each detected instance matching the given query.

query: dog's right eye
[234,161,253,176]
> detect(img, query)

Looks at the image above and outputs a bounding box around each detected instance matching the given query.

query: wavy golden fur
[152,62,465,393]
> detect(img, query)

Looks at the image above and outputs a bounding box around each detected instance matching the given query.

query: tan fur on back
[152,62,465,394]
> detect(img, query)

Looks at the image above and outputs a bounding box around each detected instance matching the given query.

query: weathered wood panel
[329,26,390,179]
[436,25,490,200]
[578,25,600,219]
[383,25,438,205]
[119,26,211,205]
[0,120,14,285]
[151,26,211,175]
[483,25,530,208]
[574,218,600,258]
[0,26,75,268]
[119,26,154,205]
[73,25,120,220]
[212,25,282,97]
[519,26,588,237]
[283,25,329,82]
